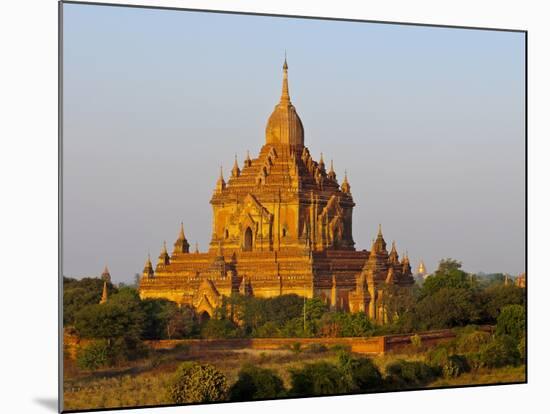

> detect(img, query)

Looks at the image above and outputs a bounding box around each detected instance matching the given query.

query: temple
[138,58,414,322]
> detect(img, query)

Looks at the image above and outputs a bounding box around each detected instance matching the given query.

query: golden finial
[178,222,185,239]
[378,223,382,236]
[195,242,199,254]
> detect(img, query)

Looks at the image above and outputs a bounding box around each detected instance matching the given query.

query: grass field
[63,344,525,411]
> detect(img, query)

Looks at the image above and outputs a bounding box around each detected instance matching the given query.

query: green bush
[167,362,228,404]
[289,362,350,396]
[455,330,491,353]
[76,340,111,370]
[426,344,451,368]
[291,342,302,354]
[229,365,286,401]
[385,360,438,387]
[496,305,526,341]
[478,335,520,368]
[442,355,470,378]
[348,358,383,391]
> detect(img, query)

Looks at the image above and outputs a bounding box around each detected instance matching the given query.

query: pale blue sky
[62,3,525,283]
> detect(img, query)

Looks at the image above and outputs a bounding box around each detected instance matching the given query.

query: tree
[229,365,286,401]
[480,285,525,323]
[319,312,374,337]
[410,287,480,330]
[378,284,417,324]
[141,299,195,339]
[201,319,241,339]
[63,277,117,326]
[421,267,473,299]
[166,306,195,339]
[74,288,145,341]
[496,304,526,341]
[436,258,463,273]
[167,362,228,403]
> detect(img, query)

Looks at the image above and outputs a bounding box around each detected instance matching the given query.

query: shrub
[385,360,437,387]
[350,358,382,391]
[289,362,349,396]
[291,342,302,354]
[426,344,451,368]
[442,355,470,378]
[478,335,520,368]
[496,305,526,341]
[76,340,111,370]
[200,319,240,339]
[253,321,281,338]
[455,330,491,354]
[167,362,228,404]
[229,365,286,401]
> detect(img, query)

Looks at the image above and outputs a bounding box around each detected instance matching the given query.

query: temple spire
[215,165,226,193]
[101,265,111,282]
[341,170,351,193]
[173,222,190,254]
[232,154,240,178]
[143,254,154,279]
[328,159,336,181]
[100,280,108,304]
[281,54,290,103]
[158,241,170,265]
[388,241,399,264]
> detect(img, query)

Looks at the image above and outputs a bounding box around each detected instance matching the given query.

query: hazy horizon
[62,4,525,283]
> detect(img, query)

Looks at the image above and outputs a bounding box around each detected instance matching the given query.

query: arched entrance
[243,227,253,251]
[199,311,211,324]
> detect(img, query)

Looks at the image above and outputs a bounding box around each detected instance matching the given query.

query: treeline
[64,258,525,368]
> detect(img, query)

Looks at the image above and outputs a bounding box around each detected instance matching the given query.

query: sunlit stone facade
[138,59,414,322]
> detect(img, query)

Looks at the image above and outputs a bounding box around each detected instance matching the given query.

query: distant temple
[138,59,414,322]
[99,266,111,304]
[415,260,428,279]
[515,272,526,288]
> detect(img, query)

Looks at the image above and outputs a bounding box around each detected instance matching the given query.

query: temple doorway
[243,227,253,251]
[198,311,211,324]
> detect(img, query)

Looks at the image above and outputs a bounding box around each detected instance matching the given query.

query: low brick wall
[144,328,491,355]
[66,326,494,359]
